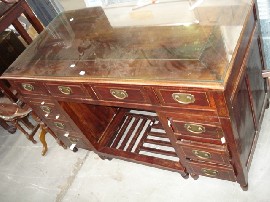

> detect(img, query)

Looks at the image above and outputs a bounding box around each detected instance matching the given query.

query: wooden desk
[1,2,267,190]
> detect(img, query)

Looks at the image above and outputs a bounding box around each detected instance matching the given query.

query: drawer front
[13,81,49,95]
[154,88,211,108]
[45,83,91,98]
[171,120,223,140]
[165,112,223,140]
[187,161,236,181]
[47,120,78,133]
[177,141,230,165]
[29,100,67,121]
[92,85,150,104]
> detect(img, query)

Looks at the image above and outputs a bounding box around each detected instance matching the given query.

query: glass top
[3,0,252,84]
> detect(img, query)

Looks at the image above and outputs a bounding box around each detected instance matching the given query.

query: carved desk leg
[31,112,67,156]
[39,126,47,156]
[44,124,67,149]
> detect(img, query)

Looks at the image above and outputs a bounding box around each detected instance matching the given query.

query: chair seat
[0,103,31,121]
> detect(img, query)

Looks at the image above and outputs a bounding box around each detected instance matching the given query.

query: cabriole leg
[39,127,48,156]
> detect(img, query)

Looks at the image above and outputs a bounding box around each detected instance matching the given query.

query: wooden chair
[0,89,67,156]
[0,0,64,155]
[0,0,43,117]
[0,0,44,132]
[0,103,39,144]
[0,0,43,45]
[0,80,19,133]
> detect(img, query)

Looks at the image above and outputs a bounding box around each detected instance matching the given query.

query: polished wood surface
[1,1,267,190]
[3,3,251,87]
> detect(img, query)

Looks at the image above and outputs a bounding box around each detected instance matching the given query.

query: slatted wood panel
[103,110,182,172]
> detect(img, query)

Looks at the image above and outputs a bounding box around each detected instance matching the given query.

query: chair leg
[21,116,35,130]
[0,119,16,134]
[39,126,48,156]
[13,120,37,144]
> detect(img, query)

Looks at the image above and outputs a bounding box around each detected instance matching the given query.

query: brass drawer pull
[22,83,34,91]
[184,123,205,134]
[54,122,65,129]
[68,137,79,144]
[110,89,128,99]
[172,93,195,104]
[192,150,211,159]
[58,86,72,95]
[201,168,218,177]
[40,106,51,114]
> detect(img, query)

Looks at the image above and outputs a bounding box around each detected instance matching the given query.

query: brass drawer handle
[172,93,195,104]
[40,106,52,114]
[22,83,34,91]
[184,123,205,134]
[192,150,211,159]
[110,89,128,99]
[201,168,218,177]
[58,86,72,95]
[68,137,79,144]
[54,122,65,129]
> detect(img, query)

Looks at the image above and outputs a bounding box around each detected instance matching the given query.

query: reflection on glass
[46,13,75,48]
[5,0,253,83]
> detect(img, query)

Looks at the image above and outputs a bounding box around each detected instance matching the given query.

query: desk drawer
[91,85,150,104]
[165,112,223,141]
[13,81,49,96]
[54,129,93,150]
[58,133,91,150]
[45,83,91,99]
[171,120,223,140]
[154,88,211,108]
[30,101,67,121]
[47,120,78,134]
[177,141,230,165]
[187,161,235,181]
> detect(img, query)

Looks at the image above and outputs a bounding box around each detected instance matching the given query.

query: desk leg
[39,127,48,156]
[180,173,189,179]
[98,154,112,161]
[240,183,248,191]
[190,173,199,180]
[32,112,67,150]
[45,125,67,150]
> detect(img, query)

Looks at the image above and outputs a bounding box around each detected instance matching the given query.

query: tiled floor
[0,109,270,202]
